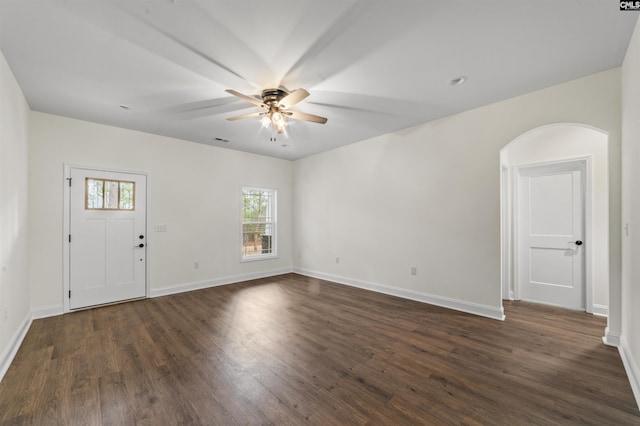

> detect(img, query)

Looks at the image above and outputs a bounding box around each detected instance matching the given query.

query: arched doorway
[501,124,609,314]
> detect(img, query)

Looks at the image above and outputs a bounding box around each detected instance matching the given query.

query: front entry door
[517,161,585,310]
[69,167,147,309]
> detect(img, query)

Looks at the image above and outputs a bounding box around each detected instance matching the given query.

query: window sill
[241,254,279,263]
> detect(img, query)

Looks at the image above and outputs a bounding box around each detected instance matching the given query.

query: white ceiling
[1,1,637,160]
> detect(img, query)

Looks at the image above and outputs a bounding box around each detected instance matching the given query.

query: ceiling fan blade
[226,112,262,121]
[225,89,265,107]
[287,110,328,124]
[279,89,310,109]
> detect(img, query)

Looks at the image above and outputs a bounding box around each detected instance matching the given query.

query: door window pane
[120,182,134,209]
[104,181,119,209]
[85,178,135,210]
[86,179,104,209]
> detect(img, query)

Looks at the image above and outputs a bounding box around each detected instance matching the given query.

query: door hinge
[66,177,72,187]
[69,234,71,243]
[69,290,71,298]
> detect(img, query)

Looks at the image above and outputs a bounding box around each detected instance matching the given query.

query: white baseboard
[592,304,609,317]
[603,326,621,346]
[294,268,505,321]
[619,335,640,411]
[32,305,64,319]
[150,267,294,298]
[0,313,32,382]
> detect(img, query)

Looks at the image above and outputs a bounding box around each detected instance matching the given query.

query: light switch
[155,224,167,232]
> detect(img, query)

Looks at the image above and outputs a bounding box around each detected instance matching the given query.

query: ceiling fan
[226,88,327,134]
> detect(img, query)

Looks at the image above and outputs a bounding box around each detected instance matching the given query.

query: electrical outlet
[193,260,200,269]
[411,266,417,276]
[336,257,340,264]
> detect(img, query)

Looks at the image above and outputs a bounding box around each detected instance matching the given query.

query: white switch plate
[155,224,168,232]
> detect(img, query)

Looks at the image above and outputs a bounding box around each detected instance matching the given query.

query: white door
[69,168,147,309]
[517,161,584,310]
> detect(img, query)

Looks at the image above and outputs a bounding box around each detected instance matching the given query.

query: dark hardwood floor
[1,273,638,425]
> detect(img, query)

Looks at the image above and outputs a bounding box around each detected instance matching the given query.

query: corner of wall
[0,313,31,381]
[620,335,640,413]
[0,50,32,382]
[620,12,640,413]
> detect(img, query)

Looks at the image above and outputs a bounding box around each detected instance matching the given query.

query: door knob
[139,235,144,240]
[570,240,583,246]
[134,243,145,248]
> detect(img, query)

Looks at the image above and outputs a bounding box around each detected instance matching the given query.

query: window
[85,178,135,210]
[241,187,276,260]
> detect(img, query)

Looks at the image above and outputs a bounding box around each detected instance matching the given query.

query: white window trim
[240,186,278,262]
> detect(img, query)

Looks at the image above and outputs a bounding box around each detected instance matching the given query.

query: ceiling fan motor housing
[261,88,288,106]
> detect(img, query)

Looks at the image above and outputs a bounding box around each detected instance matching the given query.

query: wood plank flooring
[1,273,638,425]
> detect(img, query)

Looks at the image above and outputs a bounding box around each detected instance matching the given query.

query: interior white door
[518,161,584,310]
[69,168,146,309]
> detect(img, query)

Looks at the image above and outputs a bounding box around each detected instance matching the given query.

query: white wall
[0,51,31,377]
[621,15,640,406]
[29,112,293,311]
[293,68,622,322]
[502,125,609,313]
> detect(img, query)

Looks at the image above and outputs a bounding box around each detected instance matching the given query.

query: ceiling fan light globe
[274,121,287,133]
[260,116,271,128]
[271,111,283,122]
